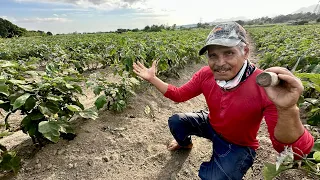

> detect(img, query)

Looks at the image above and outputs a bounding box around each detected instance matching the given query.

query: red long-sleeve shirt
[164,66,314,157]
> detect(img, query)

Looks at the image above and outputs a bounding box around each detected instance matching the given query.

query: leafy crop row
[248,24,320,73]
[248,24,320,179]
[0,30,206,74]
[0,29,208,174]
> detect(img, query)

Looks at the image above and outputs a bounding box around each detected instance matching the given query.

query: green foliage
[245,12,319,25]
[263,144,320,179]
[0,59,97,173]
[313,140,320,152]
[90,72,140,112]
[0,18,27,38]
[0,29,206,74]
[0,29,208,175]
[0,150,20,175]
[253,25,320,179]
[38,120,74,143]
[263,162,292,180]
[296,73,320,126]
[197,23,211,29]
[248,24,320,73]
[143,24,170,32]
[95,95,107,110]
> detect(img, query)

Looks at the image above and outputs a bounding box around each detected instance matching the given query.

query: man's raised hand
[133,61,157,82]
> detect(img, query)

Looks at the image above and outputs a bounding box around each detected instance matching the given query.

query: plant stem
[4,111,12,130]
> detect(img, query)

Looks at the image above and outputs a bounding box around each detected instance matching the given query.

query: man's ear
[244,46,250,58]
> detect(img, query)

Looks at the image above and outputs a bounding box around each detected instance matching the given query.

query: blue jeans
[168,111,256,180]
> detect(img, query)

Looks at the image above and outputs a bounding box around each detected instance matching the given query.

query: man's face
[207,45,249,81]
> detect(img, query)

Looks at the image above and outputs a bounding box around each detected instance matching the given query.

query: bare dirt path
[0,39,316,180]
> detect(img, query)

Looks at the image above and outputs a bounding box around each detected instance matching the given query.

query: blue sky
[0,0,318,34]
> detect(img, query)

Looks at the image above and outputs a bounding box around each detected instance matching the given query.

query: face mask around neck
[216,60,248,90]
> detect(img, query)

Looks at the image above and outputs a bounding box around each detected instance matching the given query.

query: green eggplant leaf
[0,84,9,96]
[12,93,31,111]
[67,104,82,112]
[38,121,60,143]
[79,109,99,120]
[95,95,107,110]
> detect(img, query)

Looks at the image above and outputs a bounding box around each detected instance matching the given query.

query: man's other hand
[263,67,304,110]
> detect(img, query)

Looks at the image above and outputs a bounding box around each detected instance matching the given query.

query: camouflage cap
[199,22,248,55]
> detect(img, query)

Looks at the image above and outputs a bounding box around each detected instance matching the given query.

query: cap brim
[199,39,241,55]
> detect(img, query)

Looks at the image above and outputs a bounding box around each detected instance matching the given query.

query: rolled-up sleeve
[263,101,314,159]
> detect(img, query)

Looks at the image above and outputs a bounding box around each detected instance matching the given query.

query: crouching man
[133,22,314,180]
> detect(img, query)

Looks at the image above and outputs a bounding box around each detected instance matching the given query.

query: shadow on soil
[156,149,191,180]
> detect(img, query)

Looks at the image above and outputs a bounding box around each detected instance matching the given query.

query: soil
[0,39,318,180]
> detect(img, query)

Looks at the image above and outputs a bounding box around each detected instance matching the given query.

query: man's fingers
[133,62,143,72]
[137,61,147,70]
[265,67,293,76]
[278,74,304,92]
[133,69,140,75]
[152,60,158,68]
[264,66,303,91]
[133,69,145,80]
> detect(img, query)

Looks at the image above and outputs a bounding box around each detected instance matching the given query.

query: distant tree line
[196,23,210,28]
[243,12,320,25]
[113,24,177,33]
[0,18,53,38]
[0,18,27,38]
[1,12,320,38]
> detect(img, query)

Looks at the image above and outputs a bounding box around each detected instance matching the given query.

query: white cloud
[9,0,318,33]
[15,0,144,5]
[0,16,9,20]
[0,16,17,22]
[52,13,67,17]
[133,0,318,24]
[16,17,71,23]
[13,0,318,14]
[14,0,146,10]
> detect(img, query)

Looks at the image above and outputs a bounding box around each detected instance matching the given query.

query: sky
[0,0,318,34]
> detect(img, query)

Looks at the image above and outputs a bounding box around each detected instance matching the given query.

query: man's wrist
[276,105,302,130]
[276,104,299,112]
[148,76,157,84]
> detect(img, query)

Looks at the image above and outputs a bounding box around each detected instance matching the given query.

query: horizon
[0,0,318,34]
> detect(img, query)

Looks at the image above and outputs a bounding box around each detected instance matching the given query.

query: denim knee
[167,113,192,146]
[168,114,181,129]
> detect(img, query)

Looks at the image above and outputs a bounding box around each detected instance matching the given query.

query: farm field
[0,24,320,179]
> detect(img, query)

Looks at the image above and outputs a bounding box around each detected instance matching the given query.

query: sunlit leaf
[38,121,60,143]
[12,93,31,111]
[66,83,74,89]
[312,139,320,152]
[263,162,291,180]
[67,104,82,112]
[0,60,18,68]
[47,94,63,102]
[313,152,320,162]
[79,109,99,120]
[0,84,9,96]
